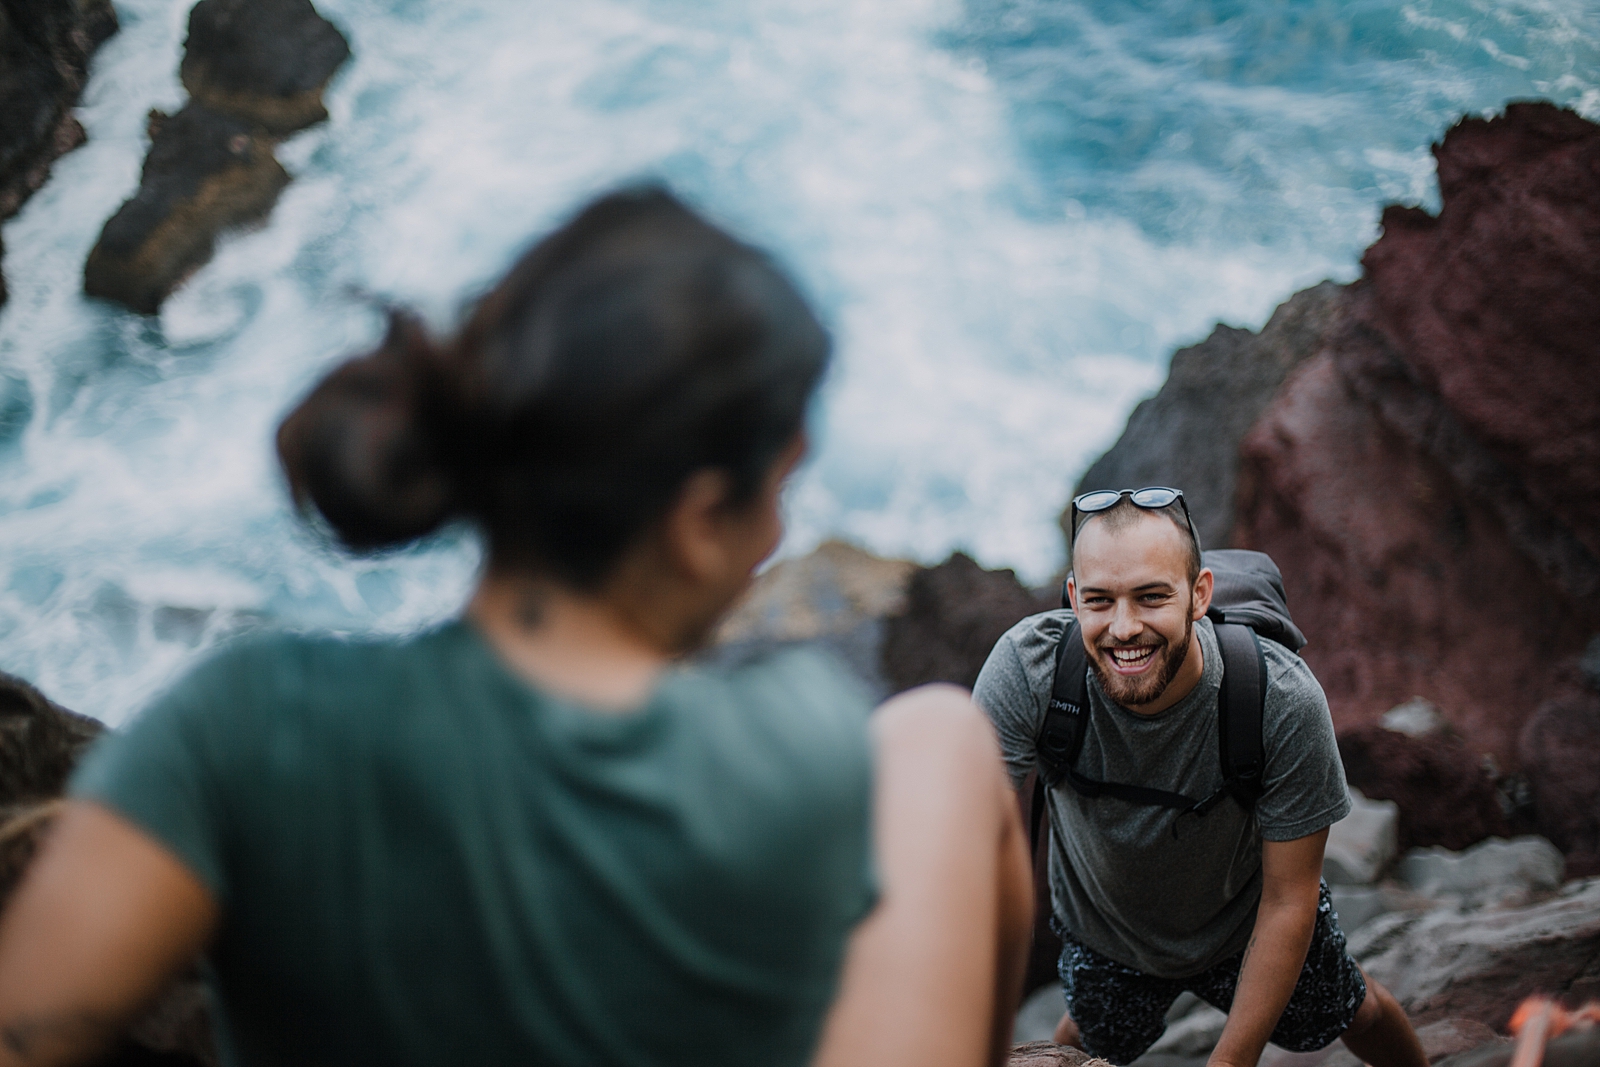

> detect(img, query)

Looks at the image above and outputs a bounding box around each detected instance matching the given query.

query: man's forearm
[1207,899,1316,1067]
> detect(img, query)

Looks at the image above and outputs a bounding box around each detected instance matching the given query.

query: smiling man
[974,490,1425,1067]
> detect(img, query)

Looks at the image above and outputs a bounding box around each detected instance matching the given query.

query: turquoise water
[1,0,1596,722]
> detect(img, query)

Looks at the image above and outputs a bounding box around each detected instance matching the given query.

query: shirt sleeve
[973,614,1059,791]
[1252,644,1352,842]
[69,647,249,905]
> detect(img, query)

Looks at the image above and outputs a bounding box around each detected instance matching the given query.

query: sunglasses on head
[1069,487,1199,549]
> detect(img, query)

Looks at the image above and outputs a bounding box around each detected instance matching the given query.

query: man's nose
[1109,600,1142,643]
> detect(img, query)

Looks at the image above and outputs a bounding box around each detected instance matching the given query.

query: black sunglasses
[1069,487,1200,550]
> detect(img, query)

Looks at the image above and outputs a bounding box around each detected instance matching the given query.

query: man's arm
[1206,829,1327,1067]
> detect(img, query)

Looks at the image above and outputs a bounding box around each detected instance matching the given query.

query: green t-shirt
[72,621,877,1067]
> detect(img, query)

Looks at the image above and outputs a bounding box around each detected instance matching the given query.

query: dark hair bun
[276,310,459,550]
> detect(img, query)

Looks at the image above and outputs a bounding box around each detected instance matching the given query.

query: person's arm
[1206,828,1327,1067]
[812,685,1033,1067]
[0,802,218,1067]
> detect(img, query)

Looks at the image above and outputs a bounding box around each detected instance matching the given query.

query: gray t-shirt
[974,611,1350,979]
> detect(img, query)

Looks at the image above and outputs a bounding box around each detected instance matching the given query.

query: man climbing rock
[975,488,1425,1067]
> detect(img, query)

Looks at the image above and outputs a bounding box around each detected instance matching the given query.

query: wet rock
[1323,789,1399,885]
[1396,837,1565,908]
[1350,876,1600,1030]
[0,0,119,303]
[1337,725,1509,852]
[180,0,350,136]
[1071,282,1345,551]
[881,553,1055,693]
[84,104,289,314]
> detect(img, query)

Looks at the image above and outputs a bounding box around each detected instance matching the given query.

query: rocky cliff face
[1082,102,1600,872]
[0,0,119,305]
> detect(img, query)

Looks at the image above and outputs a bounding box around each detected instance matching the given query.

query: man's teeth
[1110,647,1155,666]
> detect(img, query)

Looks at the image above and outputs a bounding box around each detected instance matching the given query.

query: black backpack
[1015,549,1306,989]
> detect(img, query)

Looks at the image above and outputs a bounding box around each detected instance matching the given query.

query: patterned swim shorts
[1053,881,1367,1065]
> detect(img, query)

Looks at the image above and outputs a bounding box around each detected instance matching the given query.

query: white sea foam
[0,0,1596,721]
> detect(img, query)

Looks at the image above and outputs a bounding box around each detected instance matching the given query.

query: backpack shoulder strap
[1037,618,1089,789]
[1213,621,1267,808]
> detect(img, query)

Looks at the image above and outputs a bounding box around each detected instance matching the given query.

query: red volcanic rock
[1230,104,1600,801]
[1336,724,1508,852]
[1232,351,1597,769]
[1360,103,1600,571]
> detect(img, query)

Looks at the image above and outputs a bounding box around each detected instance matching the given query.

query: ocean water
[1,0,1596,723]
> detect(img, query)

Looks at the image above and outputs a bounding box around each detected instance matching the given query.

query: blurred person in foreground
[0,188,1032,1067]
[974,493,1424,1067]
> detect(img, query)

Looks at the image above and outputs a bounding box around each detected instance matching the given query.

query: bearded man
[974,489,1425,1067]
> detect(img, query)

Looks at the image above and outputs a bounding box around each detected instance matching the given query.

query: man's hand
[1206,829,1327,1067]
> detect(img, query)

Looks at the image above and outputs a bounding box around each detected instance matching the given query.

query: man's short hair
[1070,497,1202,587]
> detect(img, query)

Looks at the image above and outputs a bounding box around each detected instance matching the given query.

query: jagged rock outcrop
[84,105,289,314]
[1519,690,1600,877]
[1336,725,1510,852]
[180,0,350,135]
[880,553,1054,693]
[0,0,119,305]
[1070,282,1345,551]
[85,0,348,313]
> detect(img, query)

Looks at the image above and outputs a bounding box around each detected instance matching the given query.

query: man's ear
[660,468,735,582]
[1065,574,1078,612]
[1191,567,1214,620]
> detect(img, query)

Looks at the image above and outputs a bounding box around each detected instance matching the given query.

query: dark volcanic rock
[0,668,103,806]
[881,553,1054,694]
[1336,725,1508,852]
[180,0,350,135]
[1519,691,1600,877]
[84,104,290,314]
[0,0,119,302]
[1070,282,1346,550]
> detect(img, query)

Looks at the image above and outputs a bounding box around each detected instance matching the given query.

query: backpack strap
[1212,620,1267,809]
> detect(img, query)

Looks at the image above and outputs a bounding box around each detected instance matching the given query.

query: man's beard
[1090,616,1194,708]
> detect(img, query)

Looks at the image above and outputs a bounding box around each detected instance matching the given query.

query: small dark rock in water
[0,0,120,304]
[180,0,351,135]
[881,553,1054,693]
[1337,724,1508,852]
[84,103,290,314]
[1519,691,1600,877]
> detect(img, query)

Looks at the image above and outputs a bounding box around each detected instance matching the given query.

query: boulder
[1070,282,1345,551]
[1349,876,1600,1030]
[180,0,350,135]
[84,104,289,314]
[1519,691,1600,877]
[880,553,1055,693]
[1259,1018,1505,1067]
[0,0,118,303]
[1437,1028,1600,1067]
[1130,1004,1227,1067]
[1336,725,1509,852]
[1009,1043,1109,1067]
[708,540,914,699]
[1323,789,1400,885]
[1396,837,1565,908]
